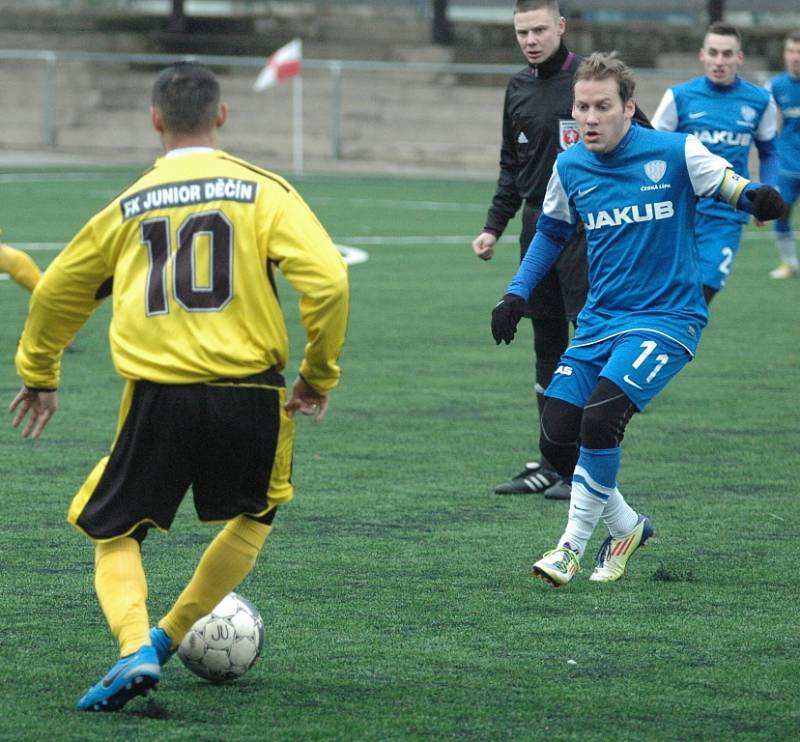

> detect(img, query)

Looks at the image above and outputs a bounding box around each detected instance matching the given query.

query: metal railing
[0,48,772,175]
[0,48,524,173]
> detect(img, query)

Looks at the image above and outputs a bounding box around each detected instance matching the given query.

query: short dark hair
[786,30,800,45]
[514,0,560,16]
[574,51,636,103]
[151,62,220,134]
[705,22,741,45]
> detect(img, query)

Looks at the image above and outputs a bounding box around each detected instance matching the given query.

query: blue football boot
[77,644,160,712]
[149,626,177,666]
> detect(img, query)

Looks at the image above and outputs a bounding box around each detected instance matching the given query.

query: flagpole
[292,74,303,176]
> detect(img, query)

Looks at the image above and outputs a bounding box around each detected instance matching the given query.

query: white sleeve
[685,134,733,197]
[651,89,678,132]
[756,97,778,141]
[541,164,576,224]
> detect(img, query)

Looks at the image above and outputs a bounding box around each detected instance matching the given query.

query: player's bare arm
[9,386,58,439]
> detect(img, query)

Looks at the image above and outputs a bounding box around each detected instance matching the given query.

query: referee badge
[559,119,580,150]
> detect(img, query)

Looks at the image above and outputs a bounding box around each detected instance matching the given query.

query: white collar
[165,146,215,159]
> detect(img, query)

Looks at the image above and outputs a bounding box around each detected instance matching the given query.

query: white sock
[776,232,798,269]
[600,487,639,537]
[558,480,605,558]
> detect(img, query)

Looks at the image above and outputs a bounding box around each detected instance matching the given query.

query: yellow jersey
[16,150,348,393]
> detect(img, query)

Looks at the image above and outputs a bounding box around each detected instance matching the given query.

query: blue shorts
[775,173,800,234]
[545,331,692,411]
[694,213,743,291]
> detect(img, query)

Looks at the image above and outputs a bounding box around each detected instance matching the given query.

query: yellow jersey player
[9,62,349,712]
[0,241,42,292]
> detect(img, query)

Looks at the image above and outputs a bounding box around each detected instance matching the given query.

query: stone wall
[0,7,787,174]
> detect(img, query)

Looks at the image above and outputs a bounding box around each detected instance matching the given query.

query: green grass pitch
[0,166,798,741]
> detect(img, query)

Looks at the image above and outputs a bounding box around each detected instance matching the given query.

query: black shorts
[519,201,588,322]
[68,369,294,542]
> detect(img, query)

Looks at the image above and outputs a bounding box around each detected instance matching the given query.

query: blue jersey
[767,72,800,178]
[510,124,734,355]
[652,75,777,223]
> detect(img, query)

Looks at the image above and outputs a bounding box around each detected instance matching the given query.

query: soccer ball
[177,592,264,683]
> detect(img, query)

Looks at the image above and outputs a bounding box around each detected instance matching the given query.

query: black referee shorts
[68,369,294,542]
[519,201,588,322]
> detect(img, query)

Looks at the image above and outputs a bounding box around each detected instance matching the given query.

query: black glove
[744,185,788,221]
[491,294,526,345]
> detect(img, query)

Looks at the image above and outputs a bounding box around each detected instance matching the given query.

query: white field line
[335,235,478,246]
[0,173,110,183]
[10,236,486,270]
[9,242,372,266]
[7,227,776,285]
[12,229,774,254]
[310,196,486,211]
[334,244,369,265]
[13,236,483,250]
[0,173,485,211]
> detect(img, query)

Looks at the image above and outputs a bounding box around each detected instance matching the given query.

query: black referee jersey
[484,42,651,240]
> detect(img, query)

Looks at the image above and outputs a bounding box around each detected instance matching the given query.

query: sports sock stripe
[573,464,615,500]
[572,473,610,502]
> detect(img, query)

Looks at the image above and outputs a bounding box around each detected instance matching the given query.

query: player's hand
[491,294,526,345]
[285,376,328,422]
[9,386,58,439]
[472,232,497,261]
[743,185,787,222]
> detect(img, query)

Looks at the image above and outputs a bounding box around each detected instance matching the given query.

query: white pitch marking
[13,241,373,267]
[0,172,110,184]
[16,235,501,252]
[311,196,486,211]
[335,244,369,265]
[335,235,492,246]
[18,229,610,271]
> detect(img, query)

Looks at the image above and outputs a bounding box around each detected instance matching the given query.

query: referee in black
[473,0,648,499]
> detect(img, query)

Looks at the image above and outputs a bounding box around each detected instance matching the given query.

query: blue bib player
[491,52,786,587]
[652,22,778,302]
[766,30,800,278]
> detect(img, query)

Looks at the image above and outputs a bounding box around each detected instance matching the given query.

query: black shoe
[494,462,560,495]
[543,479,571,500]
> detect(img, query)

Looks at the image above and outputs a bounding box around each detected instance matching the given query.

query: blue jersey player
[651,22,778,302]
[766,31,800,278]
[491,53,786,587]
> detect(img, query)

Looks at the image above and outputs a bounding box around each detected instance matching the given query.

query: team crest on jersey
[740,105,756,123]
[559,119,580,150]
[642,160,671,191]
[644,160,667,183]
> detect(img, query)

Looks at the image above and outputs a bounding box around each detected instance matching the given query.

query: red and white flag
[253,38,302,91]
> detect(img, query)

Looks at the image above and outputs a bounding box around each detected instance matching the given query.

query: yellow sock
[94,538,150,657]
[159,515,271,645]
[0,244,42,292]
